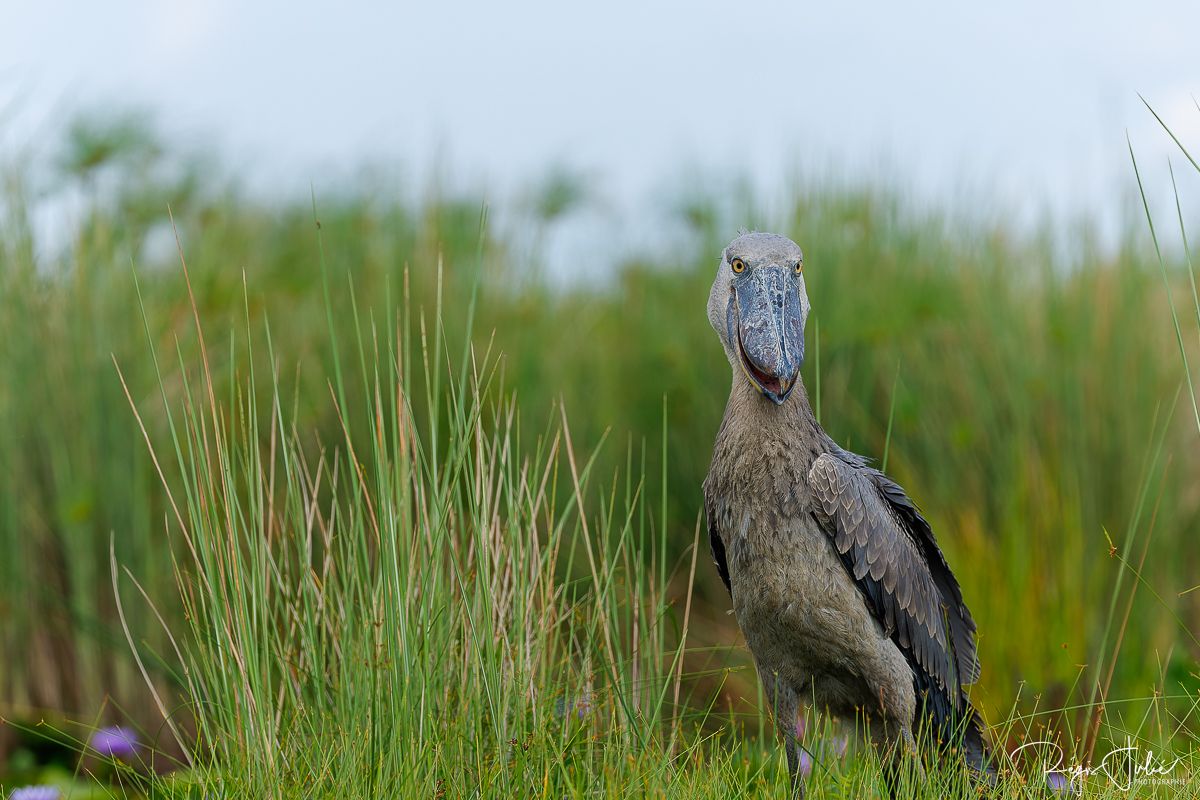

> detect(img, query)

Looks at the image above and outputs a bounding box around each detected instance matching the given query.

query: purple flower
[791,728,849,782]
[89,725,141,760]
[1046,772,1078,796]
[553,692,592,720]
[8,787,62,800]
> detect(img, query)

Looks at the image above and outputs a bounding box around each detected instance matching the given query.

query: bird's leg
[870,717,923,798]
[757,665,805,798]
[780,726,806,800]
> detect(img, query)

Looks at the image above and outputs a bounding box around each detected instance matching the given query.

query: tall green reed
[118,237,714,795]
[3,120,1199,777]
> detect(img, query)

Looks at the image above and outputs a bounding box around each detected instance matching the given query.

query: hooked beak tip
[766,376,797,405]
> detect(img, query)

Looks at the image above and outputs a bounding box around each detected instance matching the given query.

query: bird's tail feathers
[915,687,997,788]
[960,702,997,785]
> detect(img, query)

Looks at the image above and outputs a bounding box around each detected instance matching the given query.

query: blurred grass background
[1,112,1199,777]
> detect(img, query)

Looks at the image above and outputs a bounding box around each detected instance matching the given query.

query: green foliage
[2,116,1200,796]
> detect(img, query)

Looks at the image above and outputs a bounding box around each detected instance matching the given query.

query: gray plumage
[703,232,991,794]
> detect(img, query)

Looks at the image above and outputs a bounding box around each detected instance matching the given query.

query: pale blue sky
[4,1,1200,270]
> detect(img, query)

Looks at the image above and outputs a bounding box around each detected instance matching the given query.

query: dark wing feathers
[871,468,981,684]
[809,451,980,712]
[811,451,992,777]
[706,496,732,595]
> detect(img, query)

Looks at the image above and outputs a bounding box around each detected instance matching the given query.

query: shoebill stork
[702,232,992,793]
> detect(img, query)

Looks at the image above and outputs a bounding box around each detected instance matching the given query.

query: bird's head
[707,232,809,405]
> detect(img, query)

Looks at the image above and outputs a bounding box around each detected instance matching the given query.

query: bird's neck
[721,367,830,453]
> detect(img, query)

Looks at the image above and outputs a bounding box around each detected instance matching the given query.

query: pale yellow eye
[795,261,803,275]
[731,258,746,274]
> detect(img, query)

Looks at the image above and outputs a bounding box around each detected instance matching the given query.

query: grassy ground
[1,115,1199,796]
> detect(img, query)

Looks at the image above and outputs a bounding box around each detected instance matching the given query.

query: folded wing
[809,450,982,739]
